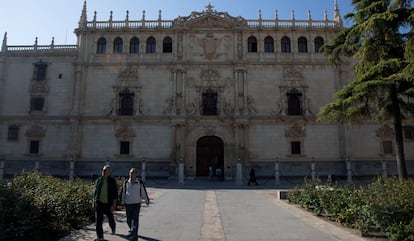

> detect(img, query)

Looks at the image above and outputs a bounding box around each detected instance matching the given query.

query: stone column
[243,71,248,113]
[180,70,186,115]
[234,70,240,115]
[72,69,82,115]
[172,69,177,113]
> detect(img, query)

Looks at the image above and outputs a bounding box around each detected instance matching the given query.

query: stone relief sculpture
[25,125,46,138]
[376,125,394,138]
[285,124,306,137]
[197,33,221,60]
[246,96,257,114]
[306,98,314,115]
[31,82,49,94]
[164,97,176,114]
[118,65,139,84]
[186,98,201,115]
[283,67,304,81]
[172,3,246,27]
[115,124,136,139]
[273,97,284,115]
[222,98,234,115]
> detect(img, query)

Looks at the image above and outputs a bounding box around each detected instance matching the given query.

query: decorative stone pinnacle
[205,3,214,13]
[1,32,7,52]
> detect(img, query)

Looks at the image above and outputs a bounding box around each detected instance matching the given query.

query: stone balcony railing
[1,44,78,56]
[84,18,337,31]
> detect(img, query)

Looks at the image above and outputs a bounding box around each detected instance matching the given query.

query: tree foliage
[318,0,413,179]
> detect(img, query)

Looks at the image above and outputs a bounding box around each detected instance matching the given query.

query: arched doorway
[196,136,224,176]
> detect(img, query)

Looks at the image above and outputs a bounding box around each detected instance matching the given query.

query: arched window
[163,36,173,53]
[298,37,308,53]
[146,37,156,53]
[96,37,106,54]
[314,36,324,53]
[264,36,274,53]
[130,37,139,54]
[281,36,291,53]
[247,36,257,52]
[287,89,303,115]
[113,37,123,54]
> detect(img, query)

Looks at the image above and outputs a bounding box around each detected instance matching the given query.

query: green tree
[318,0,414,179]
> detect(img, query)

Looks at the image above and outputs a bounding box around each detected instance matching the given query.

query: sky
[0,0,354,46]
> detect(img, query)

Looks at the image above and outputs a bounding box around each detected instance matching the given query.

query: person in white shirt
[120,168,150,241]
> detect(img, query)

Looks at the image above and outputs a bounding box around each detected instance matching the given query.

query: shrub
[288,177,414,240]
[0,171,94,241]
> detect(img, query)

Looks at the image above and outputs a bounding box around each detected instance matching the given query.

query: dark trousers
[95,201,116,239]
[125,203,141,238]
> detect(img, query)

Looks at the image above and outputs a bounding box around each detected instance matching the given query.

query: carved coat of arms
[197,33,221,60]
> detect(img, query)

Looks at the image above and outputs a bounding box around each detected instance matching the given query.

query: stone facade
[0,1,413,180]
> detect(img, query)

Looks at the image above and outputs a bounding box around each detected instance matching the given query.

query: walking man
[93,165,118,241]
[121,168,150,241]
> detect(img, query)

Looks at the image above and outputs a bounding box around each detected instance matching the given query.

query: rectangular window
[382,141,393,154]
[30,140,40,154]
[202,91,218,116]
[120,141,130,155]
[31,97,44,111]
[8,125,19,141]
[118,92,134,116]
[291,141,301,155]
[34,63,47,81]
[404,126,414,139]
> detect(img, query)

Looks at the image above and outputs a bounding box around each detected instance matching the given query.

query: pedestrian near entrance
[248,168,259,186]
[93,165,118,241]
[120,168,150,241]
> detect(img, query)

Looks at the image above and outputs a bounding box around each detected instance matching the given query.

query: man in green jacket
[93,165,118,241]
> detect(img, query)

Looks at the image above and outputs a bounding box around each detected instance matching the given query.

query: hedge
[288,177,414,241]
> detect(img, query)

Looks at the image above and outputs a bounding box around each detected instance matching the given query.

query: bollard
[0,160,4,180]
[347,160,352,184]
[35,159,40,171]
[236,162,242,184]
[275,160,280,186]
[311,158,316,183]
[69,160,75,180]
[382,160,387,178]
[141,160,146,182]
[178,162,184,184]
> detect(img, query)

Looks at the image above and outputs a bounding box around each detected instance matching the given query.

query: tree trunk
[391,85,408,180]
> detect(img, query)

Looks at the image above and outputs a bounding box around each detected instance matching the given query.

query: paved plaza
[59,180,371,241]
